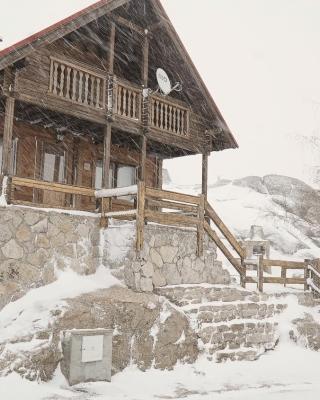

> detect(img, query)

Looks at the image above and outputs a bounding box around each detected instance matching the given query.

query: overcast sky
[1,0,320,186]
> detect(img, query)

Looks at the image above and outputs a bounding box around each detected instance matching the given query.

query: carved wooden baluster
[95,78,101,108]
[117,86,122,114]
[156,101,160,128]
[59,64,65,97]
[128,90,132,118]
[102,80,106,109]
[78,71,83,103]
[65,67,71,99]
[151,99,155,127]
[49,59,54,92]
[72,69,77,101]
[164,104,168,131]
[84,73,89,105]
[168,105,172,132]
[176,108,181,134]
[122,88,127,116]
[172,107,177,133]
[160,102,164,129]
[132,92,137,119]
[90,76,95,106]
[52,62,59,95]
[181,110,185,135]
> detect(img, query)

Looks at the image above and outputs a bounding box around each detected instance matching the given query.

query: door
[41,143,66,207]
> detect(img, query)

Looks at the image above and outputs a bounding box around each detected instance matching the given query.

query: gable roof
[0,0,238,150]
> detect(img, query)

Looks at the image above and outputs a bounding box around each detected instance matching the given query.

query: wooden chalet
[0,0,237,212]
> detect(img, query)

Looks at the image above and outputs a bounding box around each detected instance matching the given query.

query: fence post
[281,267,287,288]
[304,259,310,291]
[240,259,246,288]
[258,255,264,293]
[136,181,145,254]
[197,194,205,257]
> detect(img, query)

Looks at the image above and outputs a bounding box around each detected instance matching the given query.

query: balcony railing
[150,95,189,136]
[49,57,106,109]
[48,57,190,135]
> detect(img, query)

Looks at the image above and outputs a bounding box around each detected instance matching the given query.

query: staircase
[155,284,288,362]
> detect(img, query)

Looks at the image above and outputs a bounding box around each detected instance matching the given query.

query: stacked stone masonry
[0,206,101,309]
[156,285,288,362]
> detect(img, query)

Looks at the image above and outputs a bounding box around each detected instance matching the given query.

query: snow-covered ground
[1,342,320,399]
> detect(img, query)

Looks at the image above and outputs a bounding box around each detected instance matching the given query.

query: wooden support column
[102,125,112,188]
[101,125,112,227]
[136,180,146,254]
[258,255,264,293]
[142,32,149,87]
[108,22,116,73]
[304,259,310,291]
[157,158,163,189]
[197,194,205,257]
[202,152,209,200]
[2,96,15,176]
[139,135,147,182]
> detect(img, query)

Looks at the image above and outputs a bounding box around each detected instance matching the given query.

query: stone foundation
[0,206,101,309]
[103,223,231,292]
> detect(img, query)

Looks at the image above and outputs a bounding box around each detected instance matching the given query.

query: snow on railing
[95,185,138,199]
[307,278,320,295]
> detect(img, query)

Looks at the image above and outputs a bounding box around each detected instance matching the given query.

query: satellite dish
[156,68,172,96]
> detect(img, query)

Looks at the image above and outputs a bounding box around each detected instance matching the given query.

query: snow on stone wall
[103,223,231,292]
[0,206,101,310]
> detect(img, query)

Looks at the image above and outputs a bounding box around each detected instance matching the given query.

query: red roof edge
[0,0,110,59]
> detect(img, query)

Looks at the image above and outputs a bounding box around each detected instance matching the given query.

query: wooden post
[136,180,146,254]
[202,152,208,200]
[281,267,287,287]
[197,194,205,257]
[108,22,116,73]
[258,255,264,293]
[142,33,149,87]
[101,125,112,227]
[2,97,15,176]
[240,260,246,288]
[139,135,147,182]
[304,259,310,291]
[157,158,163,189]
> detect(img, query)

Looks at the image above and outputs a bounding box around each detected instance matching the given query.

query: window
[42,144,65,183]
[116,165,136,188]
[94,161,114,189]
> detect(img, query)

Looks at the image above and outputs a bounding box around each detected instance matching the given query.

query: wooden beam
[157,158,163,189]
[205,201,245,259]
[108,22,116,73]
[139,135,147,181]
[258,255,264,292]
[102,124,112,188]
[145,186,200,205]
[142,34,149,87]
[136,181,146,253]
[202,152,208,199]
[112,14,145,36]
[2,96,15,175]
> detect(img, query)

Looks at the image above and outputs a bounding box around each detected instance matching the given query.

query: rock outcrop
[0,286,198,381]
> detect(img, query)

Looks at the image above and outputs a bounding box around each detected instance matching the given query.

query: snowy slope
[166,174,320,261]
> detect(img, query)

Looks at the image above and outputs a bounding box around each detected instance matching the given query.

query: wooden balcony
[46,57,193,139]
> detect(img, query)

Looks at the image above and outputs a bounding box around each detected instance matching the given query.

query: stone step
[198,320,278,355]
[155,285,268,307]
[184,302,287,324]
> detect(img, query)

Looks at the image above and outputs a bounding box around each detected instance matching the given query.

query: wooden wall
[0,117,159,210]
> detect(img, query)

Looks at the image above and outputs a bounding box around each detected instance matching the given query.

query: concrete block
[61,329,113,385]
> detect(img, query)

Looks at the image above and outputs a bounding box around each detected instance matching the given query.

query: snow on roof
[0,0,99,53]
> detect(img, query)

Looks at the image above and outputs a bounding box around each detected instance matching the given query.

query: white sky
[1,0,320,186]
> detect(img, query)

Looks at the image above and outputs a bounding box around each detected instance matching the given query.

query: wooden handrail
[145,186,200,205]
[12,177,95,197]
[205,201,246,260]
[204,221,244,275]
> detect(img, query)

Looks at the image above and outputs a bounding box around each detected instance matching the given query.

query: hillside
[166,174,320,261]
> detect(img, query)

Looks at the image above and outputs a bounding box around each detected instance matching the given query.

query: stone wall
[103,223,231,292]
[0,206,101,309]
